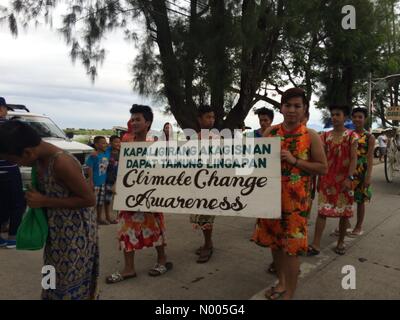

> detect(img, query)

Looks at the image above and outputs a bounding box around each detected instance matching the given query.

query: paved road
[1,162,399,300]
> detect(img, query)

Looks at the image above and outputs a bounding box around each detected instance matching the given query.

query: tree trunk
[149,0,198,129]
[208,0,227,129]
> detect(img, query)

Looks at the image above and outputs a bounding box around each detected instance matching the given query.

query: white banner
[113,137,281,219]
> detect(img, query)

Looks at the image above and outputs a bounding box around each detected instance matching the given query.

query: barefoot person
[252,88,327,300]
[106,104,172,284]
[308,105,358,256]
[348,107,375,237]
[190,105,217,263]
[0,121,99,300]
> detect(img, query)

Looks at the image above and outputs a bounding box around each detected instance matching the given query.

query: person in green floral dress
[349,107,375,237]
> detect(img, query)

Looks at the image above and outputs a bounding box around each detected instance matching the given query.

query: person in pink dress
[308,105,358,256]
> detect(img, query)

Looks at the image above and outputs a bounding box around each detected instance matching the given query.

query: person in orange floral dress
[308,105,358,257]
[252,88,327,300]
[106,104,172,284]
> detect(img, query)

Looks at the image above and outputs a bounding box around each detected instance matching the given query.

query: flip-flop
[306,245,320,256]
[333,246,346,255]
[197,247,213,263]
[347,230,364,238]
[148,262,173,276]
[265,286,286,300]
[105,271,137,284]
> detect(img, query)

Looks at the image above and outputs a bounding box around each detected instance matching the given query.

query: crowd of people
[0,89,378,300]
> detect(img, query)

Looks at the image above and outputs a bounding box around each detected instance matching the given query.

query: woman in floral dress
[308,105,358,256]
[349,107,375,236]
[252,88,327,300]
[0,121,99,300]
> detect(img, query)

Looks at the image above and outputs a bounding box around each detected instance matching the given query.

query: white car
[6,105,93,185]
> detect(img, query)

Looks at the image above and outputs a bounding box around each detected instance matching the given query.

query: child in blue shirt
[85,136,111,225]
[104,135,121,224]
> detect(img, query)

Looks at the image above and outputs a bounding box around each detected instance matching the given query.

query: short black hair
[351,107,368,118]
[197,105,214,117]
[93,136,106,144]
[0,120,41,156]
[329,105,351,117]
[130,104,154,128]
[254,107,274,121]
[281,88,309,109]
[109,135,120,143]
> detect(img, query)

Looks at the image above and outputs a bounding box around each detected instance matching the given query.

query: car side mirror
[66,132,74,139]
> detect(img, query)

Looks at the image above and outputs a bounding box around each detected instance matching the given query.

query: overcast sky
[0,0,324,132]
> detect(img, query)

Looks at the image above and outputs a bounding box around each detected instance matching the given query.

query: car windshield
[11,116,66,139]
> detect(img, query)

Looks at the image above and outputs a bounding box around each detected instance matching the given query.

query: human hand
[25,189,48,208]
[281,150,297,165]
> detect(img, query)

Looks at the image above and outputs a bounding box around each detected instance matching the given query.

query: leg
[155,245,167,266]
[337,217,349,250]
[121,250,136,276]
[105,203,112,221]
[265,249,287,299]
[197,228,214,263]
[271,249,286,292]
[310,215,327,251]
[104,184,116,223]
[96,205,103,222]
[8,173,26,239]
[202,228,213,249]
[281,254,300,300]
[353,203,365,233]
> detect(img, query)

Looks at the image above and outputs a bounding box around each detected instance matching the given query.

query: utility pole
[367,72,372,131]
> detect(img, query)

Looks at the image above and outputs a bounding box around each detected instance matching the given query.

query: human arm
[25,154,96,209]
[365,134,375,186]
[281,129,328,176]
[343,134,358,190]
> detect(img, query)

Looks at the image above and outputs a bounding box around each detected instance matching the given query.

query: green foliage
[2,0,399,128]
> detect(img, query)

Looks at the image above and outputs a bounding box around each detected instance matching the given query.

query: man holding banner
[190,105,218,263]
[252,88,327,300]
[106,105,172,284]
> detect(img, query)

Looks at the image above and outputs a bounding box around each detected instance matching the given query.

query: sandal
[148,262,173,276]
[306,245,320,256]
[264,286,286,300]
[334,246,346,255]
[107,219,118,225]
[98,220,110,225]
[347,230,364,238]
[196,247,213,263]
[105,271,136,284]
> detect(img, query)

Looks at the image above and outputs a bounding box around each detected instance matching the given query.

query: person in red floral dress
[308,105,358,256]
[106,105,172,284]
